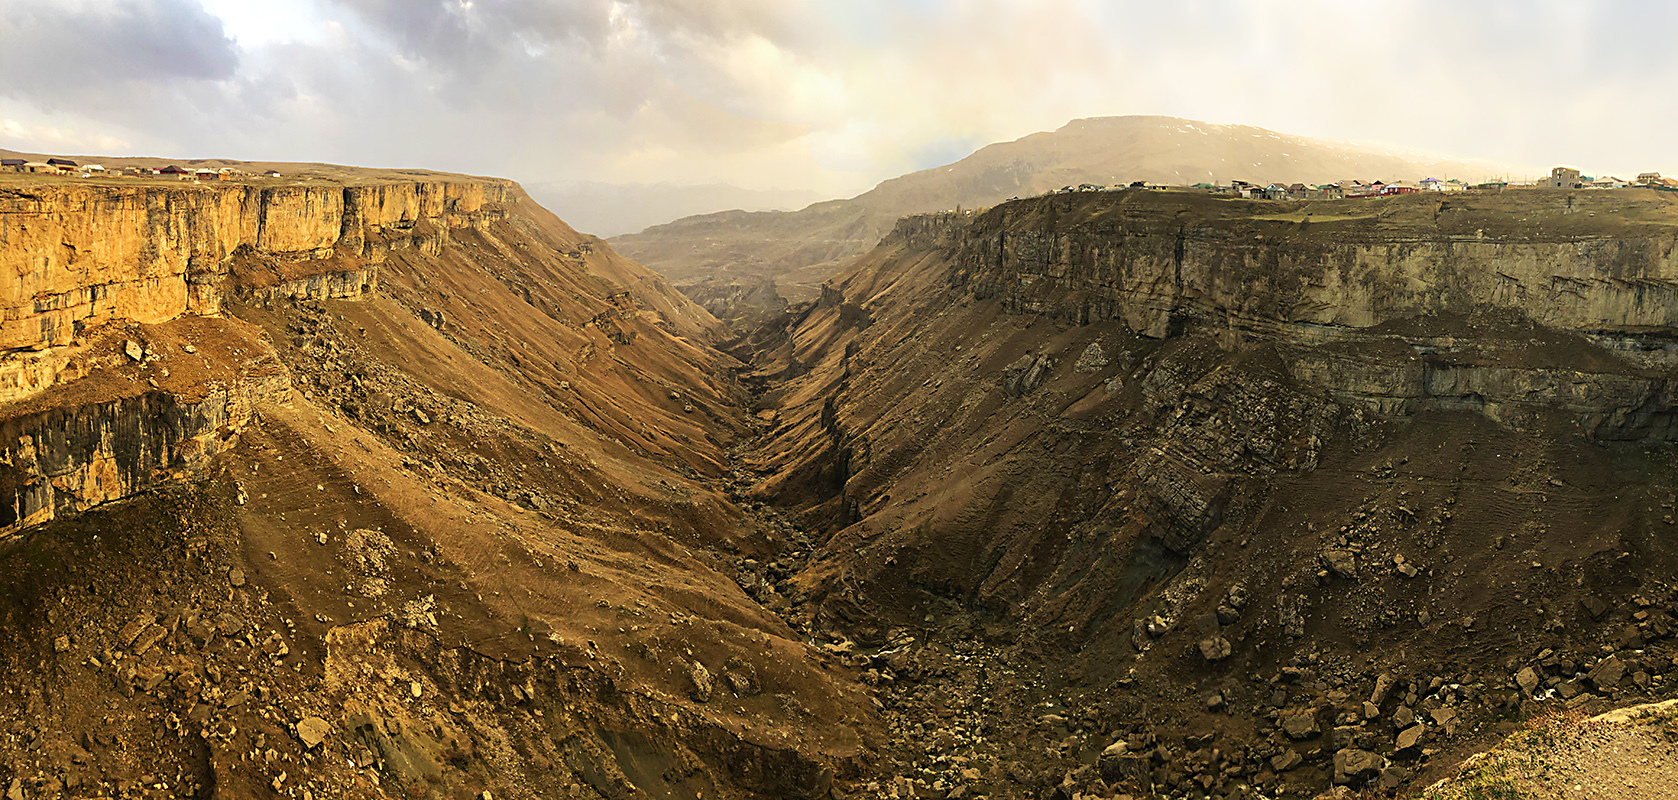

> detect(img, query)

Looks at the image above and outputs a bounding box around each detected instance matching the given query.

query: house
[1287,183,1309,199]
[1380,182,1420,195]
[1444,179,1469,192]
[159,165,190,179]
[1548,166,1582,188]
[1338,179,1376,198]
[1638,172,1663,185]
[1589,175,1629,189]
[1262,183,1291,200]
[0,158,23,172]
[193,169,217,180]
[22,162,53,173]
[45,158,78,171]
[1420,177,1444,191]
[263,170,281,178]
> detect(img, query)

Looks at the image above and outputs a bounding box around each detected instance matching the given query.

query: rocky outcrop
[0,369,288,533]
[0,176,508,535]
[0,316,289,536]
[957,190,1678,338]
[950,191,1678,440]
[0,179,510,352]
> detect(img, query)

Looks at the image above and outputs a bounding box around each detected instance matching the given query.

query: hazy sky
[0,1,1670,197]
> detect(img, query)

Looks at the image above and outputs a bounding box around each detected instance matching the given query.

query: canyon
[0,162,1675,800]
[729,187,1678,797]
[0,171,872,800]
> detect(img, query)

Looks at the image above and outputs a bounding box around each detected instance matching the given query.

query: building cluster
[0,157,282,180]
[1217,179,1475,200]
[1050,166,1678,202]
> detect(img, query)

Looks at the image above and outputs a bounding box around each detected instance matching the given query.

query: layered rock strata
[0,179,509,352]
[0,177,510,535]
[953,189,1678,439]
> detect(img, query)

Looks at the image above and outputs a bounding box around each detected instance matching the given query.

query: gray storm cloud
[0,0,237,107]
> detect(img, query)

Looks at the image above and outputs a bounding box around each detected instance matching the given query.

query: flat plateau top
[992,185,1678,242]
[0,149,497,188]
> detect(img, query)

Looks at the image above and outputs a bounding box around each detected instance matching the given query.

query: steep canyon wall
[953,190,1678,438]
[0,177,513,535]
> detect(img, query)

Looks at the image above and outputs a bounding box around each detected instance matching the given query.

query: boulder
[1392,705,1415,728]
[1003,353,1055,396]
[1280,712,1319,740]
[688,661,714,702]
[1588,655,1625,690]
[296,717,332,748]
[1516,666,1540,696]
[1269,750,1302,772]
[1368,672,1395,706]
[1073,342,1110,373]
[1320,549,1358,579]
[1332,748,1385,785]
[1395,724,1425,752]
[116,613,156,648]
[1198,636,1232,662]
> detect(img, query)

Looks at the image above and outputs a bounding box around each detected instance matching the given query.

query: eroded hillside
[0,174,878,799]
[734,188,1678,797]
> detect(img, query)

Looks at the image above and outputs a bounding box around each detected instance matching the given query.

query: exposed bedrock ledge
[930,192,1678,439]
[956,197,1678,339]
[0,376,289,534]
[0,179,511,352]
[0,315,291,537]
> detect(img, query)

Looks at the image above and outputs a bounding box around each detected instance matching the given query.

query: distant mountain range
[610,115,1519,306]
[525,181,824,239]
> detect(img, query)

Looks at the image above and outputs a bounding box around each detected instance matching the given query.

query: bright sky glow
[0,1,1672,198]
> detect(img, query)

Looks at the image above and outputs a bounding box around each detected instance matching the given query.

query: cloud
[0,117,131,152]
[0,0,239,104]
[3,1,1678,203]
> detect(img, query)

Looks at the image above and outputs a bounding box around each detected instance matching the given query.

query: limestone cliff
[0,178,510,353]
[729,185,1678,797]
[954,188,1678,438]
[958,188,1678,337]
[0,176,511,535]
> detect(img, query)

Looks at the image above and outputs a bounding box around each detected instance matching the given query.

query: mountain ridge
[612,115,1518,313]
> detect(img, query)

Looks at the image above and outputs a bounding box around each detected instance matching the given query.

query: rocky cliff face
[735,188,1678,797]
[0,179,509,353]
[959,189,1678,337]
[955,189,1678,439]
[0,177,512,535]
[0,317,289,534]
